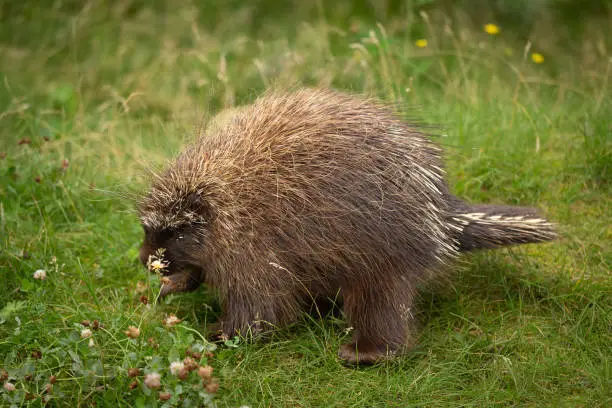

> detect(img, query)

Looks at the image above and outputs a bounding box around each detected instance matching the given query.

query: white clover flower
[163,314,182,327]
[3,382,16,391]
[81,328,93,339]
[197,365,213,380]
[135,281,148,293]
[125,326,140,338]
[144,372,161,389]
[169,361,185,376]
[33,269,47,280]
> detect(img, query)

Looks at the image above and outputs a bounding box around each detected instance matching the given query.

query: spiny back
[140,89,456,272]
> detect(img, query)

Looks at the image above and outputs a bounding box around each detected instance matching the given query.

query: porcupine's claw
[159,270,201,297]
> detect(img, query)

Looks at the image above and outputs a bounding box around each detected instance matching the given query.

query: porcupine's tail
[453,204,557,251]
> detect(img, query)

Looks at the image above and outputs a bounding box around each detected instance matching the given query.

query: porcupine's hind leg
[338,275,417,365]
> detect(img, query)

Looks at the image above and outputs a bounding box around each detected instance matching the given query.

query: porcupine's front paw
[205,322,256,343]
[338,339,399,365]
[223,320,269,339]
[207,314,276,343]
[204,322,228,342]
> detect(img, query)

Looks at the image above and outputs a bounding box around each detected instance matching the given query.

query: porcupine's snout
[138,226,205,297]
[138,241,152,268]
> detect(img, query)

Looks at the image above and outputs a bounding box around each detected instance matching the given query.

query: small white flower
[197,365,213,380]
[88,338,95,347]
[125,326,140,338]
[143,372,161,389]
[135,281,148,293]
[81,328,92,339]
[33,269,47,280]
[163,314,182,327]
[3,382,16,391]
[169,361,185,376]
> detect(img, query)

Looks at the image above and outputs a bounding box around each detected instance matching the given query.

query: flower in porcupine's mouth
[147,248,169,273]
[149,260,166,271]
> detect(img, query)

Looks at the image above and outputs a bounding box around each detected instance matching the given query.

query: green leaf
[135,396,146,408]
[0,301,27,324]
[19,278,35,293]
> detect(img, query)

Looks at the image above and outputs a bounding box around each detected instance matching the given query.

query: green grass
[1,1,610,406]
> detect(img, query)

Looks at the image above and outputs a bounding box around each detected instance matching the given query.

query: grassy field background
[0,0,610,406]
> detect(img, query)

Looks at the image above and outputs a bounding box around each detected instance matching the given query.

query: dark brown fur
[137,89,556,365]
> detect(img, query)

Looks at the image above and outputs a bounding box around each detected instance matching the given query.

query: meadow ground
[0,1,610,407]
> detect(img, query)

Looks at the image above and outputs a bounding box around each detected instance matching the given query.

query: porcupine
[137,89,557,365]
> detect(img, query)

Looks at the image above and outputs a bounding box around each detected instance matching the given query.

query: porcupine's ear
[185,191,214,223]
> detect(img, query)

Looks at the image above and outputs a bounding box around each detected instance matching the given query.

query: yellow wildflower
[415,39,428,48]
[484,24,500,35]
[531,52,544,64]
